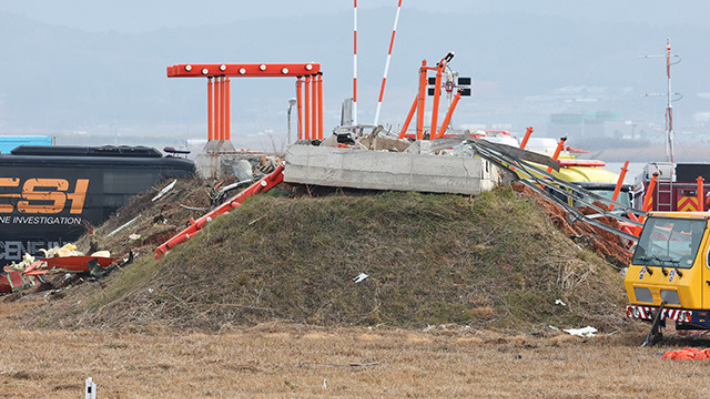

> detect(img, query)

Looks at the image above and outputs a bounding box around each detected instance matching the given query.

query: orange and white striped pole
[373,0,403,127]
[353,0,358,125]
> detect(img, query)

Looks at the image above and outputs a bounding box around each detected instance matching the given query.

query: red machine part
[154,164,285,258]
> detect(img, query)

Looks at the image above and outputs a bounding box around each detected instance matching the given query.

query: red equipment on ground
[154,164,285,258]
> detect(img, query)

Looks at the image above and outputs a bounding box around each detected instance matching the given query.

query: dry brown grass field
[2,298,709,399]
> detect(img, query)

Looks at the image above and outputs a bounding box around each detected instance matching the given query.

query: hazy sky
[2,0,709,153]
[1,0,706,33]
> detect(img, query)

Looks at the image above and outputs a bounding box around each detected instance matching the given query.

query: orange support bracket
[398,95,418,139]
[296,77,304,140]
[311,75,318,141]
[226,77,231,141]
[436,90,463,138]
[430,61,445,139]
[317,72,324,140]
[415,59,427,141]
[207,78,214,141]
[213,76,221,140]
[304,75,312,140]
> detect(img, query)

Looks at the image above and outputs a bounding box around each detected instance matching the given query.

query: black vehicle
[0,145,195,262]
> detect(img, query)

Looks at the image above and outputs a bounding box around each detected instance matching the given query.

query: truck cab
[625,212,710,330]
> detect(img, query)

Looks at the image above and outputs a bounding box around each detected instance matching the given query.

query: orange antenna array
[167,62,324,142]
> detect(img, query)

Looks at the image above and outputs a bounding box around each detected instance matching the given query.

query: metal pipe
[213,76,221,140]
[296,77,304,140]
[436,89,462,138]
[226,77,231,141]
[416,60,427,140]
[398,95,418,139]
[609,160,629,211]
[353,0,358,125]
[317,72,324,140]
[519,126,533,149]
[430,59,446,139]
[311,75,318,141]
[207,78,213,141]
[304,75,312,140]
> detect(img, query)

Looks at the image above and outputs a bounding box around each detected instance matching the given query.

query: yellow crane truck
[625,212,710,345]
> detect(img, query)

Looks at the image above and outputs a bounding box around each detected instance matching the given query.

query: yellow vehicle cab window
[632,217,706,269]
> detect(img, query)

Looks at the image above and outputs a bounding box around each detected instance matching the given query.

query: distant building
[547,111,651,142]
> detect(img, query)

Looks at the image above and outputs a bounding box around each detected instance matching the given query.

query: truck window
[632,217,707,269]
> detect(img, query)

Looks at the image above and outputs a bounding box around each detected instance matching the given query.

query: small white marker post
[85,377,97,399]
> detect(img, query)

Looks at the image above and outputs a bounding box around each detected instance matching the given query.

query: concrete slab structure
[284,144,501,195]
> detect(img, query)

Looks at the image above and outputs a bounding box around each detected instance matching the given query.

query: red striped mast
[373,0,403,126]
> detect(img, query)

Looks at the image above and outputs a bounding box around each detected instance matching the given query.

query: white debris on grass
[353,273,369,283]
[563,326,598,337]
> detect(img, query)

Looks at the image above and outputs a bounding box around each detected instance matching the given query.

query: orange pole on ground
[304,75,312,140]
[416,59,427,140]
[609,160,629,211]
[317,72,324,140]
[697,176,704,212]
[213,76,221,140]
[437,90,463,138]
[519,126,533,149]
[399,95,418,139]
[430,61,444,139]
[207,78,214,141]
[296,77,304,140]
[225,77,231,141]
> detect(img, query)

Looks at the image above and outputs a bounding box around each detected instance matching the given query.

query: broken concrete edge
[283,143,501,195]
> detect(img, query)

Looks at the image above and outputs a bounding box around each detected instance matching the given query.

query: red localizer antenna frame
[167,62,324,142]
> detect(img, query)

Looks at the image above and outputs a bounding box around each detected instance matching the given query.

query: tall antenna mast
[373,0,403,126]
[642,38,681,164]
[353,0,358,125]
[665,38,674,164]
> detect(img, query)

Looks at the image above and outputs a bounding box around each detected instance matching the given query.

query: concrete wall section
[284,145,501,195]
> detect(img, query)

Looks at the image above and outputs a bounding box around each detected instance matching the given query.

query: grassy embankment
[25,185,630,333]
